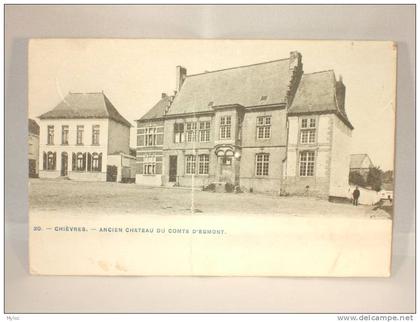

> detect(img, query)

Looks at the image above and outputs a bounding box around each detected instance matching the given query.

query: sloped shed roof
[39,92,132,127]
[166,58,293,115]
[289,70,353,129]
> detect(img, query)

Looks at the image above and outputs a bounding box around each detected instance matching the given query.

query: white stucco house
[38,92,133,182]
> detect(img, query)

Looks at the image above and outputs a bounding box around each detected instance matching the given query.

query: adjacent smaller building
[135,93,172,186]
[38,92,133,182]
[28,119,40,178]
[350,153,373,179]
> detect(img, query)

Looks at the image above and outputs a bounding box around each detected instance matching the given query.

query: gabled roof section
[166,58,292,115]
[350,154,373,169]
[28,119,40,135]
[39,92,132,127]
[289,70,353,129]
[138,95,172,122]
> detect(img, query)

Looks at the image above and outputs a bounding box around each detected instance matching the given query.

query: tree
[382,170,394,184]
[366,166,383,192]
[349,171,366,187]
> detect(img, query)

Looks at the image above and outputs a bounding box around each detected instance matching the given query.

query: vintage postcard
[28,39,396,276]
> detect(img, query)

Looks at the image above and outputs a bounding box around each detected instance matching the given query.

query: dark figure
[352,187,360,206]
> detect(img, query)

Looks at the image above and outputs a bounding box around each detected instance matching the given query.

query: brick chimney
[176,65,187,92]
[289,51,302,71]
[336,75,346,113]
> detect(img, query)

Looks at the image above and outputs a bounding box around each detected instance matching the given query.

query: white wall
[330,115,352,197]
[108,120,130,155]
[38,118,109,175]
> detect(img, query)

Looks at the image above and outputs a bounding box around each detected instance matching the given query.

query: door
[169,156,177,182]
[218,156,235,183]
[61,152,68,176]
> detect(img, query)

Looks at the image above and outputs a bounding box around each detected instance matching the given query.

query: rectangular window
[61,125,68,145]
[186,122,197,142]
[255,153,269,176]
[47,125,54,145]
[143,155,156,175]
[199,121,211,142]
[185,155,196,175]
[92,125,100,145]
[257,116,271,139]
[220,116,232,139]
[145,127,157,146]
[198,154,209,174]
[77,125,84,145]
[174,123,185,143]
[299,151,315,176]
[300,117,316,144]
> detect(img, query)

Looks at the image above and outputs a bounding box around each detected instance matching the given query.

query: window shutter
[72,153,76,171]
[156,133,164,145]
[98,153,102,172]
[53,152,57,170]
[87,153,92,171]
[43,152,47,170]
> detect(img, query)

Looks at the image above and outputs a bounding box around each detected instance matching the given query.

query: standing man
[353,186,360,206]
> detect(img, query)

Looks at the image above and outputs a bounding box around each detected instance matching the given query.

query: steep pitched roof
[138,95,171,121]
[350,154,373,169]
[289,70,353,129]
[39,92,132,127]
[166,58,292,115]
[28,119,40,135]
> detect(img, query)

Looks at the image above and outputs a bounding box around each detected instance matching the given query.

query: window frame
[92,125,100,145]
[299,150,316,177]
[185,155,197,175]
[198,121,211,142]
[76,125,84,145]
[255,153,269,176]
[299,117,317,144]
[143,154,156,175]
[256,116,271,140]
[198,154,210,175]
[47,125,54,145]
[219,116,232,140]
[61,125,69,145]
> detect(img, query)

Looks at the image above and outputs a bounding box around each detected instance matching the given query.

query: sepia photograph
[28,39,396,276]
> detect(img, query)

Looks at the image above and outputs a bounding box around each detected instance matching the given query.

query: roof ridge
[187,57,290,78]
[303,69,335,76]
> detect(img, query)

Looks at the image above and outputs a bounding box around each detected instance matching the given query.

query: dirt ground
[29,178,391,219]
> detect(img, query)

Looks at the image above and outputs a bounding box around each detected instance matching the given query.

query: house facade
[349,153,374,179]
[38,92,132,182]
[136,52,354,198]
[28,119,40,178]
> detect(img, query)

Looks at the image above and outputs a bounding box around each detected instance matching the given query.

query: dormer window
[260,95,268,101]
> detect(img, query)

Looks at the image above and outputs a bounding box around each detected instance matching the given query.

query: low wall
[135,174,162,187]
[68,171,106,182]
[39,170,60,179]
[347,185,381,205]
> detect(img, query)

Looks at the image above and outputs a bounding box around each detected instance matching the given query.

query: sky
[28,39,396,171]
